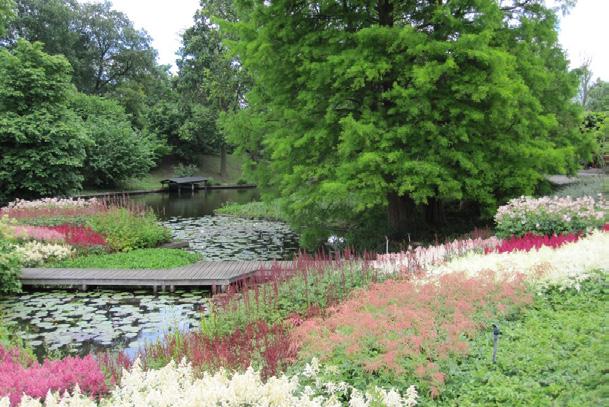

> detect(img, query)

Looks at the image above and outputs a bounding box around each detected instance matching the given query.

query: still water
[1,189,299,358]
[132,189,300,261]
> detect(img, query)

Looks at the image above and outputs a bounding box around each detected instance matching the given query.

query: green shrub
[172,163,199,177]
[0,219,21,294]
[495,195,609,238]
[48,248,200,269]
[87,208,171,251]
[71,93,156,187]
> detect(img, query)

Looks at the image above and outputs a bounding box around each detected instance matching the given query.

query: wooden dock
[21,261,292,292]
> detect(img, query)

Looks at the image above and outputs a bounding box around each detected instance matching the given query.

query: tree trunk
[425,197,446,226]
[220,143,228,177]
[387,193,417,236]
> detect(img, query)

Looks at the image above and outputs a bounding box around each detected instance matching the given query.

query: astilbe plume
[292,271,532,398]
[46,225,107,247]
[126,320,296,381]
[11,226,65,243]
[0,346,106,406]
[487,232,581,254]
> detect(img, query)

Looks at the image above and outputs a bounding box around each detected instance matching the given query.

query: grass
[81,154,246,194]
[47,248,201,269]
[214,200,287,222]
[431,272,609,406]
[554,174,609,199]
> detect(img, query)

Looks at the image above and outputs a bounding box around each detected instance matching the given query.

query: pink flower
[0,346,107,406]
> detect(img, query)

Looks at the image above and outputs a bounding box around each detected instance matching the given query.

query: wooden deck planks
[20,260,294,289]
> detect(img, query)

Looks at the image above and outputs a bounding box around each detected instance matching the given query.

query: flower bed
[292,271,532,399]
[3,358,417,407]
[372,236,500,275]
[0,346,106,406]
[488,232,580,254]
[12,225,107,248]
[431,230,609,291]
[494,195,609,237]
[12,241,73,267]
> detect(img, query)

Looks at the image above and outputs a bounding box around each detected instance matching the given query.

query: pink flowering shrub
[11,226,65,243]
[0,346,106,406]
[46,225,107,248]
[293,271,532,398]
[495,195,609,237]
[11,224,107,249]
[488,232,581,254]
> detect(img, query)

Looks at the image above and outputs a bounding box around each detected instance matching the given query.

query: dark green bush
[87,208,171,251]
[172,163,199,177]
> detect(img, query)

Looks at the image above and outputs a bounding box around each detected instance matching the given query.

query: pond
[132,189,300,261]
[0,289,209,359]
[0,188,300,359]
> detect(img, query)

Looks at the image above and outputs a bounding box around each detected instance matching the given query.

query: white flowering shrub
[3,359,417,407]
[495,195,609,237]
[430,231,609,291]
[13,241,73,267]
[372,237,500,275]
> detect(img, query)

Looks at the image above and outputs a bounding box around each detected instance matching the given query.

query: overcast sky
[89,0,609,80]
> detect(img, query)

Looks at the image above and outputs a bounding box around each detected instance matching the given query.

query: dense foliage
[86,208,170,251]
[49,248,200,269]
[0,40,88,202]
[225,0,592,247]
[494,195,609,237]
[431,273,609,406]
[0,219,21,294]
[70,94,156,187]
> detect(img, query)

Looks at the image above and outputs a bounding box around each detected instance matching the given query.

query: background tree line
[1,0,606,249]
[0,0,239,203]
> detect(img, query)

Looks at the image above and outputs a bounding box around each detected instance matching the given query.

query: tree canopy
[226,0,592,246]
[4,0,158,95]
[0,40,88,201]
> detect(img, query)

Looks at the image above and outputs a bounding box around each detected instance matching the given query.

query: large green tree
[226,0,592,246]
[4,0,158,96]
[586,80,609,112]
[0,0,14,36]
[174,0,248,174]
[70,93,157,187]
[0,40,88,202]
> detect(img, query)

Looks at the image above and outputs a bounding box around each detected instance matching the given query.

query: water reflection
[131,189,259,220]
[132,190,300,261]
[0,289,209,358]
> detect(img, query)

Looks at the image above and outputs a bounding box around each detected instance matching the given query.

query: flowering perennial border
[0,346,106,406]
[431,230,609,291]
[1,359,417,407]
[371,237,500,275]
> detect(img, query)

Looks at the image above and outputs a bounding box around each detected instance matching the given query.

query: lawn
[47,248,201,269]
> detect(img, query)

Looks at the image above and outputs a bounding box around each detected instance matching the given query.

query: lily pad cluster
[0,289,210,359]
[163,215,299,261]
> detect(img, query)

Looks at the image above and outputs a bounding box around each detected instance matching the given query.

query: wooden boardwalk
[21,261,292,292]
